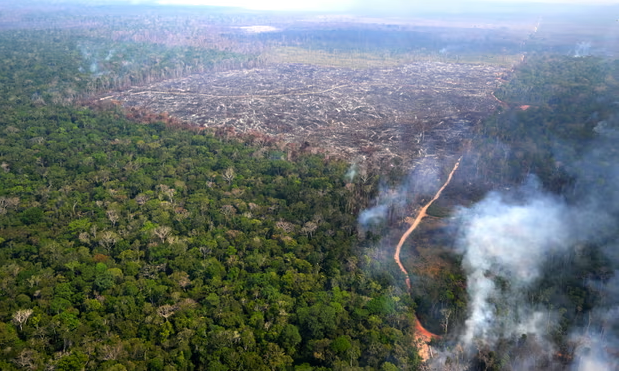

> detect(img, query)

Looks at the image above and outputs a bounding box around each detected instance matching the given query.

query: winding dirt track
[394,156,462,286]
[393,156,462,360]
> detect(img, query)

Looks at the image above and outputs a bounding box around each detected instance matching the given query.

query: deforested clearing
[101,62,506,167]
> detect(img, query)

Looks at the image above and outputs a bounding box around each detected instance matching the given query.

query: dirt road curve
[393,156,462,361]
[393,156,462,285]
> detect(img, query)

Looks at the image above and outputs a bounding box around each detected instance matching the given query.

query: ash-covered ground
[101,62,507,167]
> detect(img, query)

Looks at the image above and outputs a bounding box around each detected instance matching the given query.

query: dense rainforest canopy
[0,27,421,371]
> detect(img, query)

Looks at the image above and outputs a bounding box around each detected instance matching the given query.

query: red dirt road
[393,157,462,360]
[393,156,462,285]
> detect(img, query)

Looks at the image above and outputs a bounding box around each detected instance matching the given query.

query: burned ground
[101,62,507,168]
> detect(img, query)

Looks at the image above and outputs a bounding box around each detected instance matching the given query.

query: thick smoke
[569,270,619,371]
[355,103,617,370]
[452,177,572,364]
[442,171,618,370]
[438,121,619,370]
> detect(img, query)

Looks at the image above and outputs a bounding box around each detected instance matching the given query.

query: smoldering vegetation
[0,1,617,371]
[358,155,445,229]
[435,171,617,370]
[357,114,619,370]
[427,73,619,370]
[356,53,618,370]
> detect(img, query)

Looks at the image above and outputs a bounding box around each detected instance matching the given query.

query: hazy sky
[155,0,353,11]
[154,0,618,11]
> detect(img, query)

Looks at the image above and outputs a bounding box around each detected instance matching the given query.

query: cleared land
[102,62,506,167]
[264,46,523,68]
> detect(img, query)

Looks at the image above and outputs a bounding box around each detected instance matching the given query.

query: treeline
[0,28,258,106]
[235,27,524,66]
[458,54,618,193]
[494,55,618,106]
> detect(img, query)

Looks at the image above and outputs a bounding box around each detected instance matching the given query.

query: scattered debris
[101,62,507,168]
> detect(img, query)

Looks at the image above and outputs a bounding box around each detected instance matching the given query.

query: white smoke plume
[105,48,116,61]
[358,203,389,226]
[344,162,358,183]
[453,177,572,354]
[443,165,618,370]
[358,187,405,227]
[574,41,592,58]
[432,112,619,370]
[357,157,440,228]
[568,258,619,371]
[90,61,99,73]
[569,279,619,371]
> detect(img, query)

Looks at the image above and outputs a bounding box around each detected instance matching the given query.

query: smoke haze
[358,157,441,228]
[439,121,619,370]
[455,178,569,340]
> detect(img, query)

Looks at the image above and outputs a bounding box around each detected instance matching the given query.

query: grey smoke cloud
[358,203,389,226]
[454,176,572,353]
[434,107,619,370]
[444,162,618,370]
[357,156,440,227]
[356,95,617,371]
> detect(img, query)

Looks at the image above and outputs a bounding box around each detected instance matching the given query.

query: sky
[112,0,620,12]
[155,0,353,11]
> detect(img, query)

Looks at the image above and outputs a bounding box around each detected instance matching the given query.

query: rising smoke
[358,156,441,228]
[574,41,592,58]
[433,123,619,370]
[359,140,618,370]
[448,177,573,369]
[353,62,617,371]
[344,162,359,183]
[569,269,619,371]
